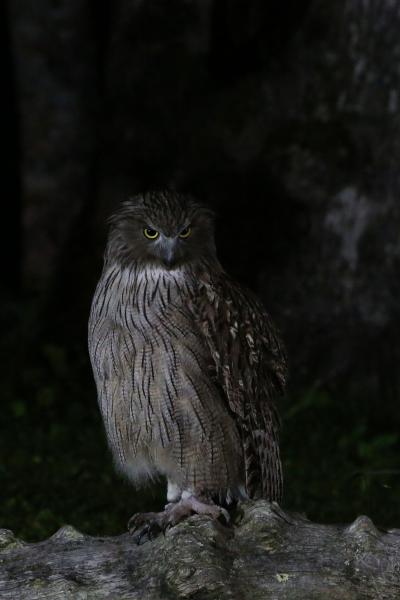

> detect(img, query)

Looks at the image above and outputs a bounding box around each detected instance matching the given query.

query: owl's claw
[128,495,230,543]
[128,510,181,544]
[128,512,163,544]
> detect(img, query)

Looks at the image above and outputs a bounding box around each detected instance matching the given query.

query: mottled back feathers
[191,270,286,500]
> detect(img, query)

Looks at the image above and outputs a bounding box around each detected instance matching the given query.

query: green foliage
[282,388,400,526]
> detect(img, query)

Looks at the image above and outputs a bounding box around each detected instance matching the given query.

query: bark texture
[1,500,399,599]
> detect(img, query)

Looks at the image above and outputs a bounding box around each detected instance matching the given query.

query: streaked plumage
[88,191,286,530]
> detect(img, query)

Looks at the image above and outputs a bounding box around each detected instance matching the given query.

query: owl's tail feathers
[242,413,283,503]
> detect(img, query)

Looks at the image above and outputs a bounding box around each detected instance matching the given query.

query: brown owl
[88,191,286,541]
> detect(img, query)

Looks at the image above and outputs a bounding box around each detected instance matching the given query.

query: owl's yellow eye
[179,226,192,239]
[143,228,159,240]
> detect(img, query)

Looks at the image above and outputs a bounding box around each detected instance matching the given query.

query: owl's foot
[128,493,230,544]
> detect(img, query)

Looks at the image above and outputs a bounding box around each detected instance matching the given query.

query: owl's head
[107,191,217,270]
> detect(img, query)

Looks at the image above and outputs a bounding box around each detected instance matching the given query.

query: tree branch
[1,500,400,599]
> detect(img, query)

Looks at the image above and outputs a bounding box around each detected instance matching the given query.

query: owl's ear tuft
[107,196,147,229]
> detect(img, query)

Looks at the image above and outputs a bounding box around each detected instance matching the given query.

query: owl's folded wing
[191,270,287,501]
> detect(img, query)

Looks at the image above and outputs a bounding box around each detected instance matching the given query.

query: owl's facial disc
[108,194,217,270]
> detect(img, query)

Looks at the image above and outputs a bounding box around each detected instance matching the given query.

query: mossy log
[1,500,399,599]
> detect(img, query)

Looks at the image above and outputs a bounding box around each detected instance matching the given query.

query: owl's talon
[128,511,162,540]
[128,495,231,543]
[130,520,163,545]
[127,513,142,534]
[135,525,149,546]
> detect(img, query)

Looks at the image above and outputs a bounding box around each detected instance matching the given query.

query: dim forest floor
[1,296,400,542]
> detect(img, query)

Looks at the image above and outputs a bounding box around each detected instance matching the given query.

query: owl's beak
[161,238,178,269]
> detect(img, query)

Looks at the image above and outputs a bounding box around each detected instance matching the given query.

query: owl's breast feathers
[90,262,286,502]
[189,270,287,501]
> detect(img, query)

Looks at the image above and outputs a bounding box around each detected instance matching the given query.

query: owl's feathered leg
[167,480,181,502]
[128,491,230,544]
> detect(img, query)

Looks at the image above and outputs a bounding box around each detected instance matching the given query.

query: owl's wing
[191,270,287,502]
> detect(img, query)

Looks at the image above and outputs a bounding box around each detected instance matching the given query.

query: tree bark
[1,500,399,599]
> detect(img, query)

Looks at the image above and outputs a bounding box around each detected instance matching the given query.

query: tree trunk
[8,0,97,291]
[1,500,399,599]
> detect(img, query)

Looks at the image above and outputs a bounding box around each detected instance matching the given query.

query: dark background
[2,0,400,541]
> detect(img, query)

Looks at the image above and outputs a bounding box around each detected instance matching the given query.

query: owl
[88,191,286,540]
